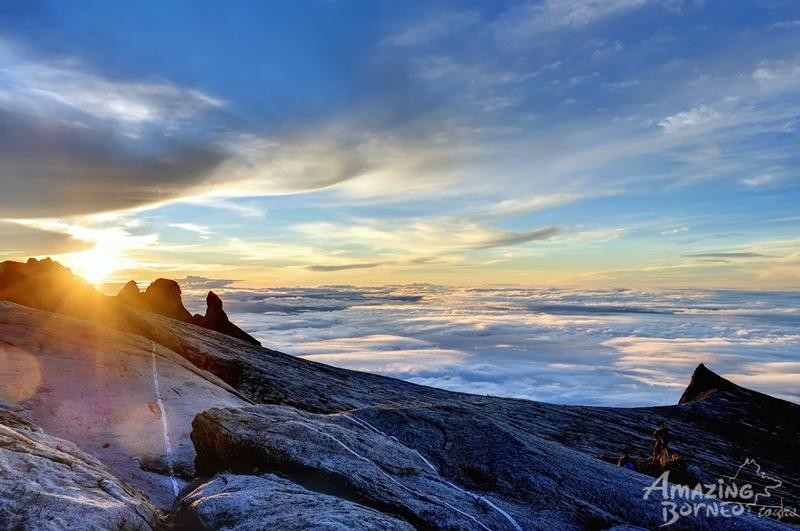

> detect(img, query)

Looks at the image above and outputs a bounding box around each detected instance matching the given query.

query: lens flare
[0,346,41,403]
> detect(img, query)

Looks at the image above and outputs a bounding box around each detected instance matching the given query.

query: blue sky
[0,0,799,287]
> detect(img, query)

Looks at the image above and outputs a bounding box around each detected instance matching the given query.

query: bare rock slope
[0,407,159,530]
[0,301,247,509]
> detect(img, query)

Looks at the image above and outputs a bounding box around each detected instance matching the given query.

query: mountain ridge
[0,257,259,345]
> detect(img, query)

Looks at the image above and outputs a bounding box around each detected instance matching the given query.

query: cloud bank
[183,285,800,407]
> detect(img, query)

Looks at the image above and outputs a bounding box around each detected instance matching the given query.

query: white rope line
[343,414,439,474]
[443,480,524,531]
[289,420,492,531]
[150,342,180,496]
[344,413,523,531]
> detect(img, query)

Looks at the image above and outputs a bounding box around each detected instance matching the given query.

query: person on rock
[618,449,637,471]
[652,421,671,468]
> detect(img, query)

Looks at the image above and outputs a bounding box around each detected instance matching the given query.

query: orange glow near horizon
[61,246,121,285]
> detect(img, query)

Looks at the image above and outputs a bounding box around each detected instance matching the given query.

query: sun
[62,246,120,285]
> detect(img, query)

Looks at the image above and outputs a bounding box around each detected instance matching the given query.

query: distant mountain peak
[679,363,737,404]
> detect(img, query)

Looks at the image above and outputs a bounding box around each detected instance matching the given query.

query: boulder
[191,405,525,530]
[172,473,414,530]
[0,407,159,530]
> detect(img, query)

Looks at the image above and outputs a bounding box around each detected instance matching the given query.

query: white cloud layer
[179,286,800,407]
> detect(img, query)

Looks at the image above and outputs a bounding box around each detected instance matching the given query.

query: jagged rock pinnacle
[678,363,735,404]
[114,275,259,345]
[143,279,192,322]
[205,291,226,320]
[117,280,146,309]
[194,290,260,346]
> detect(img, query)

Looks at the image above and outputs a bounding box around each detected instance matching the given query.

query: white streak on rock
[443,480,524,531]
[344,413,522,531]
[344,414,439,474]
[289,420,492,531]
[151,342,180,496]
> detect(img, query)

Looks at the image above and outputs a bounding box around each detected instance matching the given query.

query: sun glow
[8,219,156,286]
[63,246,120,285]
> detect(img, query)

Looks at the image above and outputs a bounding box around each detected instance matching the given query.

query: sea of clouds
[182,285,800,407]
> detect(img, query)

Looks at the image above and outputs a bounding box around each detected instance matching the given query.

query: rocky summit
[0,258,797,530]
[114,277,260,345]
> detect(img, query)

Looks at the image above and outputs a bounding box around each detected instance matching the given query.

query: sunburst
[62,245,120,285]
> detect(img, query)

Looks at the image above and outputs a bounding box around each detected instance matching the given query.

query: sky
[1,0,799,288]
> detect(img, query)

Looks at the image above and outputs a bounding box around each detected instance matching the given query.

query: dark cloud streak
[306,262,384,272]
[0,109,225,217]
[469,226,561,250]
[177,276,239,290]
[0,221,92,255]
[683,252,765,259]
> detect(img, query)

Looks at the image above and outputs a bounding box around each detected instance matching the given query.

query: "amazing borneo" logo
[642,458,797,526]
